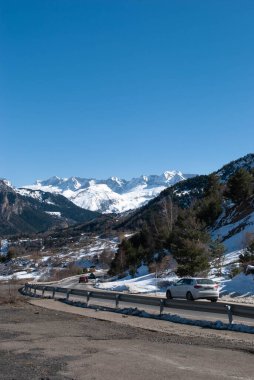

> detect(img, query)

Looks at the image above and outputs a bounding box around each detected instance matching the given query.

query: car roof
[181,277,211,280]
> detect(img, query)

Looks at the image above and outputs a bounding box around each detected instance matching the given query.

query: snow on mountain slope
[72,183,167,213]
[71,184,122,213]
[16,188,45,202]
[23,171,194,214]
[216,153,254,182]
[212,208,254,252]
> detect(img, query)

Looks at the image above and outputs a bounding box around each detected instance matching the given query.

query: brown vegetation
[0,277,24,304]
[47,263,83,282]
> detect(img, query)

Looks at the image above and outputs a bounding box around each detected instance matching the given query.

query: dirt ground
[0,287,254,380]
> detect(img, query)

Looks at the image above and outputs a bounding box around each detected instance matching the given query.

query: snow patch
[45,211,61,217]
[220,273,254,297]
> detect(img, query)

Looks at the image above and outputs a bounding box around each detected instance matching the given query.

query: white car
[166,278,219,302]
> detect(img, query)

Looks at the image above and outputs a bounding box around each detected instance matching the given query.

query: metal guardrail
[23,283,254,324]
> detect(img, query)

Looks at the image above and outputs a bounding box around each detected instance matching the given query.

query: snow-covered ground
[212,208,254,252]
[0,236,118,282]
[96,270,254,304]
[220,274,254,298]
[95,272,177,294]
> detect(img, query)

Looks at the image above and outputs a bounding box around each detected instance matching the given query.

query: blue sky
[1,0,254,186]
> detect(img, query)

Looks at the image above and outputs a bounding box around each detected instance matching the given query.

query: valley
[1,153,254,306]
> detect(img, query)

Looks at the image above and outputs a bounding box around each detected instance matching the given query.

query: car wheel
[186,291,194,301]
[166,290,173,299]
[210,298,218,303]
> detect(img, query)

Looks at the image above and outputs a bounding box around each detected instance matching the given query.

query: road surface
[1,299,254,380]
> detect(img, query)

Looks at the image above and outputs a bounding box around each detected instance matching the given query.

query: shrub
[48,263,83,281]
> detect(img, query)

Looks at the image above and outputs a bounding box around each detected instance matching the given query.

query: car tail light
[214,284,218,289]
[194,285,202,289]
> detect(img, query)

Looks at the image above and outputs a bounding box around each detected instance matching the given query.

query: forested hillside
[110,154,254,277]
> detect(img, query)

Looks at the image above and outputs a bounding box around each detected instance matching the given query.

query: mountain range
[0,180,99,236]
[1,153,254,245]
[22,171,196,213]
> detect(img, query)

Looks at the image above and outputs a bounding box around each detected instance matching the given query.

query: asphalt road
[1,301,254,380]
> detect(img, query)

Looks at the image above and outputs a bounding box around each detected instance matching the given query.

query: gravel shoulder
[0,293,254,380]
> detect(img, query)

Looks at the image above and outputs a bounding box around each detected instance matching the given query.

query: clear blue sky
[1,0,254,186]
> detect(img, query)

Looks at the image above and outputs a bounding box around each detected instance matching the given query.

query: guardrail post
[159,299,164,315]
[66,290,71,301]
[115,294,120,309]
[225,305,233,324]
[33,287,37,295]
[52,288,56,299]
[42,287,46,297]
[86,292,91,306]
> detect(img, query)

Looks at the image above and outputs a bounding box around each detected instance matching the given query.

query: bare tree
[8,275,18,304]
[100,249,114,269]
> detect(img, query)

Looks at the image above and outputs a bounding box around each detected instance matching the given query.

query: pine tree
[210,239,225,276]
[196,174,223,226]
[204,174,222,198]
[169,209,210,276]
[226,168,253,203]
[239,240,254,272]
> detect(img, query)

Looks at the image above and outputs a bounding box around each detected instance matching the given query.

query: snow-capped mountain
[23,171,196,214]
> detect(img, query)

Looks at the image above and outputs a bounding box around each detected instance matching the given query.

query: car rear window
[196,279,214,284]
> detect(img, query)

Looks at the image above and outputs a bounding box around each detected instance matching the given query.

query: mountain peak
[163,170,183,181]
[0,179,14,191]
